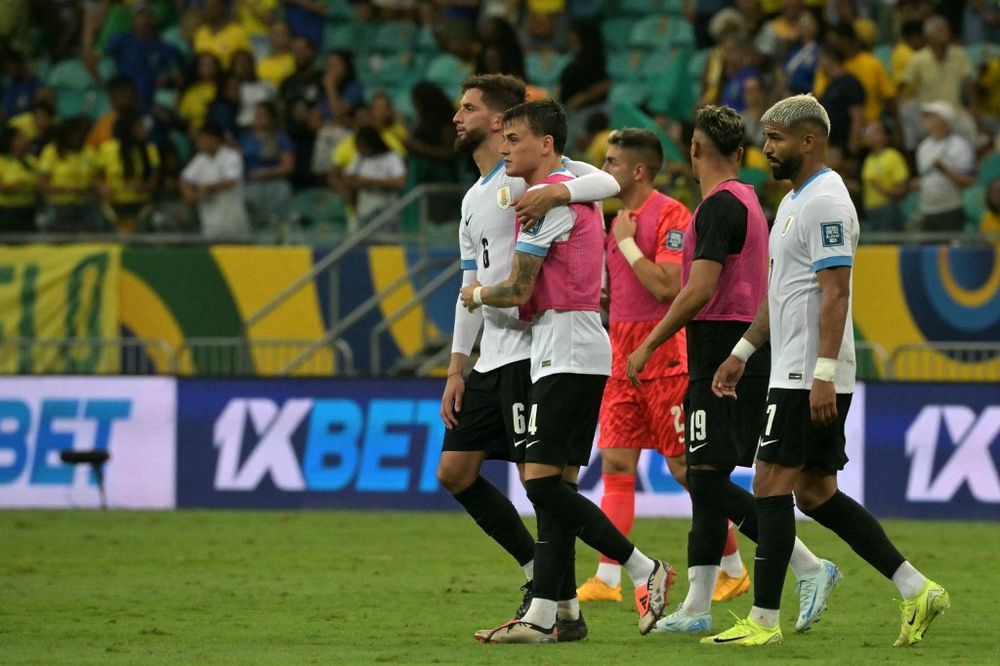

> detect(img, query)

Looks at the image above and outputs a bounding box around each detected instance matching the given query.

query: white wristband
[813,357,837,383]
[472,286,483,305]
[730,337,756,362]
[617,237,644,266]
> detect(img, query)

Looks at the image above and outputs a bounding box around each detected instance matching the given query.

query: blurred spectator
[892,0,936,40]
[692,0,736,49]
[87,76,140,149]
[963,0,1000,44]
[475,17,526,80]
[371,92,408,149]
[282,0,327,51]
[256,22,295,89]
[38,117,101,232]
[230,50,276,130]
[320,51,365,126]
[815,23,895,124]
[860,120,909,232]
[206,74,242,140]
[559,20,610,140]
[9,100,56,156]
[97,109,160,234]
[782,10,821,95]
[714,36,761,112]
[977,55,1000,134]
[180,53,223,132]
[279,36,324,187]
[981,177,1000,235]
[343,123,407,231]
[899,16,976,149]
[181,122,250,239]
[914,102,976,233]
[234,0,279,59]
[0,126,39,233]
[239,101,294,229]
[818,47,865,156]
[102,3,183,112]
[891,20,926,87]
[2,51,42,120]
[405,81,458,185]
[33,0,84,64]
[740,75,767,148]
[0,1,31,56]
[755,0,806,61]
[194,0,252,70]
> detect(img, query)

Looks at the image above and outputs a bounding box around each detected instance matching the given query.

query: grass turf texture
[1,511,992,664]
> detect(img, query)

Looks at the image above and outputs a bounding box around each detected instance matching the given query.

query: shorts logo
[541,359,552,367]
[788,372,802,380]
[688,441,709,452]
[781,215,794,237]
[821,222,845,247]
[497,185,512,209]
[666,230,684,250]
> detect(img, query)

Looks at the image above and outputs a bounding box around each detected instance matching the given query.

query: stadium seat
[630,15,671,51]
[873,43,893,76]
[687,47,711,98]
[601,17,637,46]
[667,19,696,49]
[964,42,998,70]
[364,52,422,89]
[425,53,471,101]
[324,0,354,21]
[292,188,347,228]
[161,24,191,57]
[415,25,440,54]
[963,184,986,228]
[645,53,695,121]
[526,51,572,89]
[900,191,919,223]
[977,152,1000,185]
[98,57,117,81]
[607,50,648,83]
[372,21,418,54]
[740,166,769,191]
[47,59,108,119]
[610,81,651,107]
[611,100,686,164]
[325,22,374,54]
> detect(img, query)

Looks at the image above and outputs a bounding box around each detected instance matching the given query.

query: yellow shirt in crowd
[861,147,909,210]
[194,23,251,69]
[815,51,896,122]
[0,154,37,208]
[235,0,277,38]
[38,144,99,206]
[98,139,161,205]
[8,112,39,142]
[331,127,408,170]
[179,82,217,131]
[257,52,296,89]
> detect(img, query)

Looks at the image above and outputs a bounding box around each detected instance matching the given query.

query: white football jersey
[768,168,858,393]
[458,159,532,373]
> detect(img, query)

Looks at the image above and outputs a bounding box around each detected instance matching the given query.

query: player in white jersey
[705,94,950,648]
[437,75,619,642]
[460,100,673,644]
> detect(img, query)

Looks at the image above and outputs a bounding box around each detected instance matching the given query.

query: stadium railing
[887,342,1000,382]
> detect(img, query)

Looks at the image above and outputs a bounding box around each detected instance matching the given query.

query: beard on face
[769,152,802,181]
[455,125,487,153]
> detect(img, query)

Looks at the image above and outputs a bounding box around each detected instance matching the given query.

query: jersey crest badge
[821,221,844,247]
[496,185,512,209]
[666,230,684,250]
[781,215,794,237]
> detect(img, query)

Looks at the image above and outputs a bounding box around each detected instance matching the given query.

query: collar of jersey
[480,159,505,185]
[791,167,832,199]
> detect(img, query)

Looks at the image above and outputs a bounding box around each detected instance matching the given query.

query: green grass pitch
[1,510,995,664]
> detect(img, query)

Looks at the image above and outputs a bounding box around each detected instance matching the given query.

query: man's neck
[620,182,654,210]
[523,154,564,187]
[697,162,740,199]
[791,160,828,191]
[472,132,504,177]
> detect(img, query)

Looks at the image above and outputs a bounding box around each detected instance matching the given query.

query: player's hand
[459,280,482,312]
[626,344,652,387]
[515,183,568,230]
[612,209,637,242]
[712,355,746,399]
[440,372,465,429]
[809,380,837,426]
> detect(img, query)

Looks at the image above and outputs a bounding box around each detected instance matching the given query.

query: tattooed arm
[459,252,544,311]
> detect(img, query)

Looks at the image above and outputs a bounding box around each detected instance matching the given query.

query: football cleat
[701,613,782,646]
[474,619,556,644]
[795,559,843,632]
[555,613,589,642]
[652,607,714,634]
[635,559,676,635]
[577,576,622,603]
[713,567,751,602]
[514,580,533,619]
[893,580,950,647]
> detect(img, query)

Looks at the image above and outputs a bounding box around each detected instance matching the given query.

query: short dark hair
[502,98,567,153]
[694,104,745,156]
[461,74,526,114]
[199,121,226,140]
[608,128,663,179]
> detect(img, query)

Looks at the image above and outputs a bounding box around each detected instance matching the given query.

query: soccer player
[460,100,674,643]
[438,75,620,641]
[704,94,950,647]
[575,128,748,605]
[627,105,837,636]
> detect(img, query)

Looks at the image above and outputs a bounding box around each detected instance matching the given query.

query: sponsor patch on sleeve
[821,222,844,247]
[523,216,544,236]
[666,229,684,250]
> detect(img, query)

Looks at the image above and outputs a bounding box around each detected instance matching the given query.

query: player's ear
[542,134,553,154]
[490,113,504,131]
[735,145,744,163]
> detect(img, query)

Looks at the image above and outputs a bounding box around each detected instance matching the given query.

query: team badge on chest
[496,185,512,210]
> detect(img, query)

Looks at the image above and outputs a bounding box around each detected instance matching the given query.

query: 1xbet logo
[905,406,1000,503]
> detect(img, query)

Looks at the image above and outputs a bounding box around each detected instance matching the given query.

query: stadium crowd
[0,0,997,238]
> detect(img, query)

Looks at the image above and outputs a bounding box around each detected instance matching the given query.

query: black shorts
[684,375,768,469]
[523,373,607,467]
[441,360,532,463]
[754,388,852,471]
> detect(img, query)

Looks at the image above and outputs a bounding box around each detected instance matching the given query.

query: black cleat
[556,613,589,642]
[514,580,533,619]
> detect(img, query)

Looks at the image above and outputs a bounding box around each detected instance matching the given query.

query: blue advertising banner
[864,383,1000,520]
[176,379,508,509]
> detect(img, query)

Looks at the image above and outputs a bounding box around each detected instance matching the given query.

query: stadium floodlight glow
[59,450,111,510]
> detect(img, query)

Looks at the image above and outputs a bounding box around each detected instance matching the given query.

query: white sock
[521,597,557,628]
[522,560,534,581]
[623,548,655,587]
[749,605,780,629]
[557,597,580,620]
[892,561,928,599]
[681,565,718,615]
[596,562,621,588]
[788,537,822,578]
[720,551,744,578]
